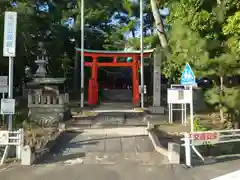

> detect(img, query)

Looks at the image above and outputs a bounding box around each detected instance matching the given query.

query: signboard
[139,85,147,94]
[0,131,9,145]
[180,63,196,85]
[167,89,192,104]
[190,132,220,146]
[1,99,15,115]
[3,11,17,57]
[0,76,8,93]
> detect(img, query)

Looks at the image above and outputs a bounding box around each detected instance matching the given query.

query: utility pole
[140,0,144,108]
[80,0,84,107]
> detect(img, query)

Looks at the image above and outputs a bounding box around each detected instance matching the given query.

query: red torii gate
[76,49,154,106]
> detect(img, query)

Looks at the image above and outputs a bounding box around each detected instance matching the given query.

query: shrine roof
[75,48,155,54]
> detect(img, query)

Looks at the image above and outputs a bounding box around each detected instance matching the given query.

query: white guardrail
[0,129,24,165]
[182,129,240,167]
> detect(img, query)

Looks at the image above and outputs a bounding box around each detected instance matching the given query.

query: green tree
[164,0,240,128]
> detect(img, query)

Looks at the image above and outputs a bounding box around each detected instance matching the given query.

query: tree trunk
[131,30,135,38]
[150,0,168,48]
[73,41,79,93]
[219,76,225,123]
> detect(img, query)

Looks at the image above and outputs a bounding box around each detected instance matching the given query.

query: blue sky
[120,7,169,39]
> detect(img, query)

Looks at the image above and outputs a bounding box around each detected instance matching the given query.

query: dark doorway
[98,67,133,103]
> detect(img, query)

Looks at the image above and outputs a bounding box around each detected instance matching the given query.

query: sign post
[179,63,200,167]
[180,63,196,132]
[167,85,192,125]
[3,11,17,131]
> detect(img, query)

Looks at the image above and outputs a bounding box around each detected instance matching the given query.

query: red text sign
[190,132,220,145]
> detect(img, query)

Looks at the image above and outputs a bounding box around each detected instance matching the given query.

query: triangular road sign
[180,63,196,85]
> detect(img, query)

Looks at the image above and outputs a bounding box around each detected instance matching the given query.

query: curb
[148,130,169,157]
[147,124,181,164]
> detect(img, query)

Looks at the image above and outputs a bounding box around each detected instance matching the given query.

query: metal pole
[140,0,144,108]
[181,104,184,124]
[2,93,5,126]
[80,0,84,107]
[184,133,191,167]
[168,103,171,123]
[190,86,194,131]
[8,57,13,130]
[184,103,187,126]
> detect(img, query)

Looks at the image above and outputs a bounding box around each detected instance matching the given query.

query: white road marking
[210,170,240,180]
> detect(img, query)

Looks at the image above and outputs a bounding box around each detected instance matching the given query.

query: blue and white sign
[3,11,17,57]
[11,2,18,7]
[180,63,196,85]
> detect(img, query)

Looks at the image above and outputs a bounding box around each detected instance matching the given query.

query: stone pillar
[168,142,180,164]
[150,48,164,114]
[21,145,35,165]
[28,94,32,105]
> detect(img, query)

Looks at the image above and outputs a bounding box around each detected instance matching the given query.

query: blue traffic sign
[180,63,196,85]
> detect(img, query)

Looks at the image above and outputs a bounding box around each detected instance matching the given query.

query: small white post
[184,132,191,167]
[16,129,24,160]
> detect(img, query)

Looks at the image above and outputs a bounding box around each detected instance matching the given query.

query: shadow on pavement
[36,130,86,164]
[193,155,240,167]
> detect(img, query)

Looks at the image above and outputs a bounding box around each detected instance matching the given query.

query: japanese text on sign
[190,132,220,145]
[3,11,17,57]
[0,99,15,115]
[6,15,14,48]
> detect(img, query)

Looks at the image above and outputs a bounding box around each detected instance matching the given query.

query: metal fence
[0,129,24,165]
[182,129,240,167]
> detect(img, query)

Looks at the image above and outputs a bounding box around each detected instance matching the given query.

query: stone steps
[67,111,149,129]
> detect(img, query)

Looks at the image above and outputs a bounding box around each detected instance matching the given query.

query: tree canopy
[162,0,240,127]
[0,0,239,127]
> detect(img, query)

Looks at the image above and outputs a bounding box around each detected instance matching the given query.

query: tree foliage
[163,0,240,127]
[0,0,239,127]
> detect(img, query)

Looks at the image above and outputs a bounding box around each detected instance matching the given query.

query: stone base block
[28,107,71,126]
[168,142,180,164]
[21,145,35,166]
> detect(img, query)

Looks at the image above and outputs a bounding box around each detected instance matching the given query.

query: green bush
[193,117,210,131]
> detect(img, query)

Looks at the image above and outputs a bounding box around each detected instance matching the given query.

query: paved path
[1,127,240,180]
[39,130,166,165]
[0,159,240,180]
